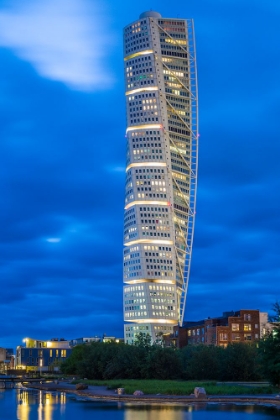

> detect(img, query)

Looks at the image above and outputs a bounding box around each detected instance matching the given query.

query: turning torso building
[123,11,198,343]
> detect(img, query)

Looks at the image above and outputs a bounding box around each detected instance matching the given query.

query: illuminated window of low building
[232,323,239,331]
[219,333,228,341]
[244,324,251,331]
[232,333,240,341]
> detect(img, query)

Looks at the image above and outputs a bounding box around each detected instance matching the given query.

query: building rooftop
[139,11,162,19]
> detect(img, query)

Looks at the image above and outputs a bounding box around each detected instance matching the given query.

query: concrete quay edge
[24,382,280,407]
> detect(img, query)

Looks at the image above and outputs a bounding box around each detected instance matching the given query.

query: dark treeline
[62,302,280,384]
[61,304,280,384]
[61,340,263,382]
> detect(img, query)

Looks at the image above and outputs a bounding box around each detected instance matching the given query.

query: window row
[142,232,170,237]
[125,312,147,317]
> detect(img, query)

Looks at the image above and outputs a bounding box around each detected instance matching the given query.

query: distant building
[164,309,270,348]
[259,312,273,337]
[70,336,124,346]
[15,334,125,372]
[16,338,72,372]
[70,337,101,346]
[0,347,15,372]
[102,336,124,344]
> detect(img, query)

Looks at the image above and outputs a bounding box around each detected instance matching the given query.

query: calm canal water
[0,388,279,420]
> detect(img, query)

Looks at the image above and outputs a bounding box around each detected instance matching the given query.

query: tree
[134,332,152,348]
[154,331,164,347]
[259,302,280,386]
[180,344,222,380]
[61,344,86,375]
[141,346,181,379]
[103,344,147,379]
[220,343,261,381]
[270,302,280,326]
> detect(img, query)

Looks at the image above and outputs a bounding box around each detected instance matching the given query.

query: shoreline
[24,382,280,407]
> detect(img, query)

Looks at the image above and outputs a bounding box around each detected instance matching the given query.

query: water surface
[0,388,279,420]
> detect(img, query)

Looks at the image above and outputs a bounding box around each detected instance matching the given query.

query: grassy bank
[77,379,275,395]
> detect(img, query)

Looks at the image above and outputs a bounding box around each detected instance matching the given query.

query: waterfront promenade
[26,380,280,407]
[0,376,46,389]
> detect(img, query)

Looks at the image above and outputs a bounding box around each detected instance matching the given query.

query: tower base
[124,323,174,345]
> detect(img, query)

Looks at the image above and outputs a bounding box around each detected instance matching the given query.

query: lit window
[244,324,251,331]
[219,333,228,341]
[232,323,239,331]
[244,334,252,341]
[232,333,240,341]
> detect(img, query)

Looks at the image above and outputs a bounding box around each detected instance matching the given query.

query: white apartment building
[123,11,198,343]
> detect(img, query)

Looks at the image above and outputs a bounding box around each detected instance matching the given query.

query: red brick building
[164,309,264,348]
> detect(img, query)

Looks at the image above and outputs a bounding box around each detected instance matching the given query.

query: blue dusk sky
[0,0,279,349]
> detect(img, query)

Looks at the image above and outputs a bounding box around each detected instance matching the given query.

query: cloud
[0,0,279,349]
[106,165,126,173]
[0,49,125,346]
[0,0,115,90]
[46,238,61,243]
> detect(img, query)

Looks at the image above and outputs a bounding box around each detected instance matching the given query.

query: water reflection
[207,403,255,414]
[125,404,193,420]
[124,402,278,420]
[6,389,280,420]
[16,389,66,420]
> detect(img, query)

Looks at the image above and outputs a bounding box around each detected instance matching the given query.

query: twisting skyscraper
[123,11,198,343]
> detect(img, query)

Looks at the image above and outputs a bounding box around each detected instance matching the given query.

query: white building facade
[123,11,198,343]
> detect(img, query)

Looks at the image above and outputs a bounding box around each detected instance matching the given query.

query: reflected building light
[61,393,66,405]
[17,404,30,420]
[125,406,186,420]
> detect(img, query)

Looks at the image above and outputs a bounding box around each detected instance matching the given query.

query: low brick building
[164,309,268,348]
